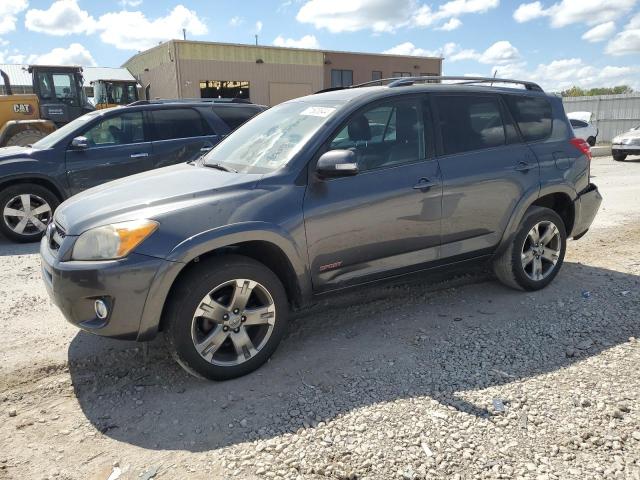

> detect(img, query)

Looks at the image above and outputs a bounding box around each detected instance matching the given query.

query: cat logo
[12,104,33,115]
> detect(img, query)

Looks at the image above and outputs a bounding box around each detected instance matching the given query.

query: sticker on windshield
[300,106,336,118]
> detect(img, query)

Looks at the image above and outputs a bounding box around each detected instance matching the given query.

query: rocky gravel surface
[0,156,639,480]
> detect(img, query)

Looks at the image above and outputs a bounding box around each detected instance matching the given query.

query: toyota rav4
[40,76,602,380]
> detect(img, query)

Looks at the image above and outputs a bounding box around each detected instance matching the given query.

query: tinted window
[570,119,588,128]
[83,112,144,147]
[436,95,506,155]
[151,108,213,141]
[328,98,425,171]
[213,106,261,130]
[504,95,552,142]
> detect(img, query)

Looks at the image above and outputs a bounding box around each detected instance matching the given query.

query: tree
[561,85,634,97]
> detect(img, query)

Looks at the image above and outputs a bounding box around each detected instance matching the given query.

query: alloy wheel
[521,220,562,281]
[191,279,276,366]
[2,194,52,236]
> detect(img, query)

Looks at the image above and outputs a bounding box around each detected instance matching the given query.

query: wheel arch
[0,175,66,203]
[0,120,57,147]
[137,225,312,341]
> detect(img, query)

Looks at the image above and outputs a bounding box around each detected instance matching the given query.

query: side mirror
[316,150,358,178]
[70,136,88,149]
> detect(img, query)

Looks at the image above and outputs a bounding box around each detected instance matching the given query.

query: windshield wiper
[204,163,238,173]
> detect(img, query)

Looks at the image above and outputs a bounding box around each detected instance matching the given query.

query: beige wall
[323,51,442,87]
[123,43,179,100]
[176,58,323,106]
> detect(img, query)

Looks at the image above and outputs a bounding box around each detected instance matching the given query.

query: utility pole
[255,34,258,46]
[183,28,186,40]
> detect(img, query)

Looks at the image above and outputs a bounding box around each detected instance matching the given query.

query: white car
[567,111,598,146]
[612,125,640,162]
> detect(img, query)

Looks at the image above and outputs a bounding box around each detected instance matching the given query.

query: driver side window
[83,112,145,147]
[328,98,425,172]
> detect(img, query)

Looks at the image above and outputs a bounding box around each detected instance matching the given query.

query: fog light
[94,299,108,320]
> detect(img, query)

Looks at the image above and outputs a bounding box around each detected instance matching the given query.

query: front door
[65,110,152,194]
[303,96,442,292]
[432,94,540,258]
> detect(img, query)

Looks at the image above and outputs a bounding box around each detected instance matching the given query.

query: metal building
[123,40,443,106]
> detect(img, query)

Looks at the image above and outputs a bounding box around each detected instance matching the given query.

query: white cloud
[513,1,545,22]
[9,43,97,66]
[273,34,319,48]
[383,40,519,65]
[0,0,28,35]
[96,5,207,51]
[606,13,640,55]
[255,20,263,33]
[438,18,463,30]
[25,0,97,36]
[383,42,438,56]
[296,0,498,33]
[513,0,637,27]
[119,0,143,6]
[582,21,616,42]
[229,16,244,27]
[489,57,640,91]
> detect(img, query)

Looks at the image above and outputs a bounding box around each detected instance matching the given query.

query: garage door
[269,82,313,106]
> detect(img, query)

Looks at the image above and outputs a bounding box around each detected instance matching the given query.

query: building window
[200,80,250,100]
[420,73,439,83]
[392,72,412,78]
[372,71,382,81]
[331,69,353,88]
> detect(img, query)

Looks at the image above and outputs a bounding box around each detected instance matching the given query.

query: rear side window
[570,119,588,128]
[213,106,262,130]
[504,95,552,142]
[435,95,506,155]
[150,108,214,141]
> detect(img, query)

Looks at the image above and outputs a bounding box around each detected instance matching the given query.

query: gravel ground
[0,156,639,480]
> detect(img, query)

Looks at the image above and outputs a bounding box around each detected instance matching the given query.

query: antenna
[182,28,186,40]
[255,34,258,46]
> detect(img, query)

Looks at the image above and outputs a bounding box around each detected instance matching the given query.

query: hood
[55,163,260,235]
[0,146,37,162]
[567,111,592,123]
[615,128,640,140]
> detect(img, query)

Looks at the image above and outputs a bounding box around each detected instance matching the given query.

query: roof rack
[323,75,543,92]
[128,98,253,106]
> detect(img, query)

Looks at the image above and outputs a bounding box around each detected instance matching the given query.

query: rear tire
[164,255,289,380]
[612,151,627,161]
[493,206,567,291]
[0,183,59,243]
[5,129,48,147]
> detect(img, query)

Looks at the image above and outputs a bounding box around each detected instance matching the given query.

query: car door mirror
[316,150,358,179]
[70,136,88,149]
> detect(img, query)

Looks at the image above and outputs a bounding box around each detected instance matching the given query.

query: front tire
[612,151,627,161]
[5,129,48,147]
[164,255,289,380]
[493,207,567,291]
[0,184,59,242]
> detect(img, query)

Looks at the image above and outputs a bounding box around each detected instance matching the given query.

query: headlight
[72,219,158,261]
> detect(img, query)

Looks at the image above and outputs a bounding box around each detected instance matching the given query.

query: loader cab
[29,65,94,125]
[92,80,139,109]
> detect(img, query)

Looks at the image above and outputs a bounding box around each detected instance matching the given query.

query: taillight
[570,137,591,179]
[570,137,591,160]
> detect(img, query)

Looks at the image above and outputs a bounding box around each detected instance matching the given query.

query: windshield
[32,110,103,149]
[203,101,343,174]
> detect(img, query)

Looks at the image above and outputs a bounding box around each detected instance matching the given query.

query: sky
[0,0,639,92]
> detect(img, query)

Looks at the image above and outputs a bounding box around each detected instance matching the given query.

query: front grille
[47,222,66,252]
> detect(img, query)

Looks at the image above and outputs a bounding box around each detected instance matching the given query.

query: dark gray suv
[40,76,602,380]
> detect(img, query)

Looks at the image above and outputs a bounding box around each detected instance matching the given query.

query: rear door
[148,107,220,168]
[433,93,540,258]
[65,110,152,194]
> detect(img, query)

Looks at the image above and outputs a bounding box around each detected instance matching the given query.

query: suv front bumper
[40,236,167,340]
[571,183,602,239]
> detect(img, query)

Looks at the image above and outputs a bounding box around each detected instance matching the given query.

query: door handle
[130,152,149,158]
[514,161,532,172]
[412,178,436,190]
[200,146,213,152]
